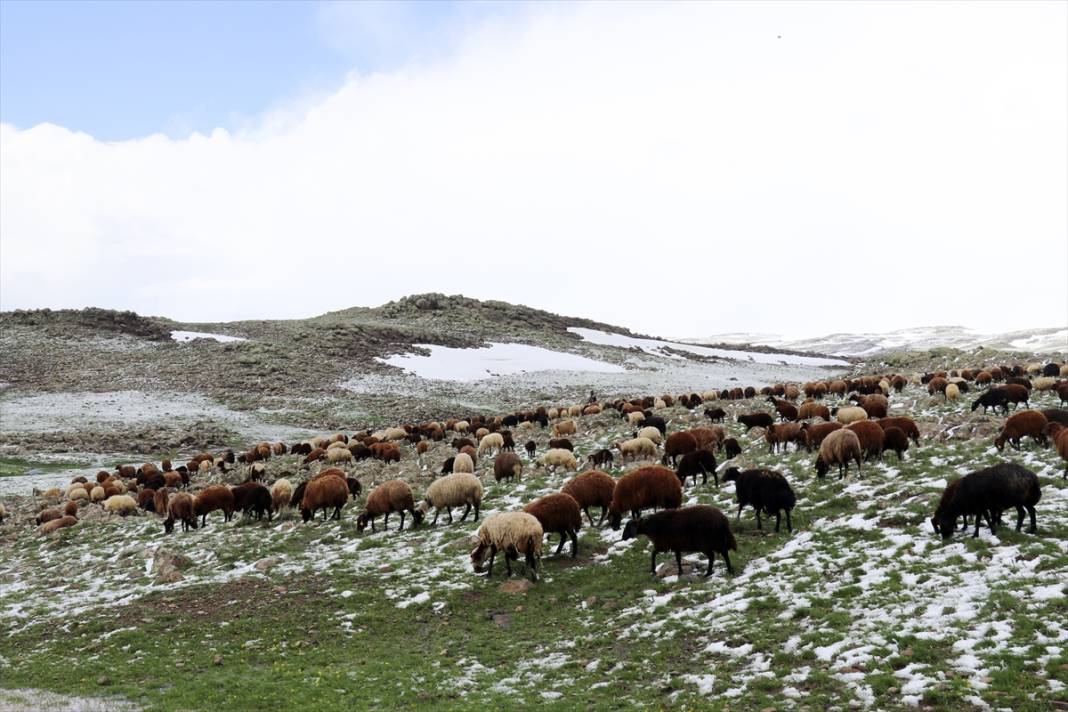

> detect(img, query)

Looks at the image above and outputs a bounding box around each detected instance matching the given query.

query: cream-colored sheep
[944,383,960,400]
[421,472,483,524]
[701,390,719,401]
[454,420,470,434]
[68,487,89,503]
[1033,376,1057,391]
[653,399,666,410]
[635,426,663,444]
[878,379,891,395]
[1061,364,1068,377]
[326,447,353,464]
[536,448,578,471]
[835,406,869,424]
[627,411,646,426]
[453,452,475,474]
[310,436,328,449]
[583,404,602,415]
[271,479,293,512]
[40,487,62,499]
[198,459,213,475]
[616,437,658,462]
[477,432,505,457]
[568,405,583,417]
[517,420,535,431]
[547,408,560,420]
[104,494,137,516]
[66,483,87,498]
[470,512,543,580]
[327,439,349,450]
[90,486,106,503]
[553,420,577,437]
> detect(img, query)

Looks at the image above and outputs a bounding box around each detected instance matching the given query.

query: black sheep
[737,412,774,431]
[524,440,536,458]
[675,450,718,487]
[1043,363,1061,377]
[704,407,726,423]
[971,388,1011,415]
[548,438,574,451]
[502,414,518,427]
[642,416,667,435]
[1041,408,1068,427]
[722,467,796,533]
[722,438,742,460]
[586,448,614,468]
[931,462,1041,539]
[345,477,363,499]
[622,505,736,577]
[440,457,455,475]
[231,482,273,521]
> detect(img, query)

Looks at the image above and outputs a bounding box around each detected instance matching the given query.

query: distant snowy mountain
[682,326,1068,357]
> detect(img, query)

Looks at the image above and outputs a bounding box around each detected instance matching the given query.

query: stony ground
[0,380,1066,711]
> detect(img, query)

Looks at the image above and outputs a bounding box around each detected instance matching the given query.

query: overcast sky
[1,1,1065,339]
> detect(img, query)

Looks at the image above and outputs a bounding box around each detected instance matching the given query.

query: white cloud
[2,1,1065,339]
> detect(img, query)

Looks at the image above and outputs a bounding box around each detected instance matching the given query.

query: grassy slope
[1,388,1066,711]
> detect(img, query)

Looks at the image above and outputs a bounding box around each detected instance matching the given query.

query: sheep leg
[333,504,341,521]
[504,552,513,577]
[487,546,496,577]
[383,512,390,530]
[774,511,781,533]
[650,549,658,575]
[399,511,406,531]
[736,503,744,521]
[447,507,454,524]
[570,530,578,558]
[459,504,471,522]
[675,550,683,576]
[474,502,480,521]
[722,550,734,574]
[583,507,594,527]
[432,509,440,526]
[1014,505,1025,532]
[973,512,985,538]
[525,550,538,582]
[754,507,763,530]
[1027,505,1037,533]
[785,510,792,533]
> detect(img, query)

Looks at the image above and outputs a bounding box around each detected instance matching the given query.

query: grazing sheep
[662,431,698,466]
[39,515,78,535]
[163,493,197,533]
[357,480,423,532]
[1044,423,1068,478]
[103,494,137,516]
[874,417,920,445]
[524,440,537,458]
[477,432,505,457]
[493,452,523,482]
[325,447,353,465]
[722,467,796,532]
[635,426,663,444]
[722,438,742,460]
[622,505,736,577]
[1043,408,1068,427]
[552,420,577,437]
[799,421,843,452]
[767,397,799,422]
[737,412,774,431]
[1003,383,1031,410]
[627,411,646,426]
[194,485,235,527]
[944,383,960,400]
[524,493,582,557]
[562,470,616,526]
[993,410,1049,451]
[299,476,349,523]
[846,420,885,461]
[370,442,402,463]
[798,401,830,421]
[68,487,89,503]
[676,450,718,487]
[470,512,543,581]
[1032,376,1057,391]
[0,503,5,524]
[548,438,574,451]
[689,426,726,453]
[932,462,1041,538]
[271,479,293,514]
[815,429,863,479]
[536,448,578,471]
[452,452,475,474]
[834,406,868,425]
[586,449,614,468]
[35,507,64,525]
[704,407,726,423]
[764,422,804,454]
[607,465,683,529]
[90,486,106,503]
[422,472,483,524]
[232,482,274,521]
[882,426,909,460]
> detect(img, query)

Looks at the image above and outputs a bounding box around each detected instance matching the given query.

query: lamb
[722,438,742,460]
[552,420,577,437]
[524,493,582,557]
[676,450,718,487]
[662,431,698,466]
[39,515,78,535]
[834,406,868,424]
[993,410,1049,450]
[622,505,736,577]
[103,494,137,516]
[548,438,574,451]
[356,480,423,532]
[586,449,614,468]
[704,407,727,423]
[470,512,543,581]
[163,493,197,533]
[194,485,235,527]
[271,479,294,514]
[635,426,663,444]
[607,465,683,529]
[881,426,909,460]
[300,475,349,522]
[815,429,863,479]
[536,448,578,471]
[452,452,475,474]
[524,440,537,457]
[421,472,483,524]
[493,452,523,482]
[722,467,796,532]
[561,470,616,526]
[874,417,921,445]
[932,462,1041,538]
[846,420,885,461]
[764,422,804,454]
[232,482,274,521]
[737,412,774,431]
[477,432,505,457]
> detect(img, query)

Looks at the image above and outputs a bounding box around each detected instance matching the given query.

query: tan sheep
[627,411,646,426]
[616,437,657,462]
[421,473,483,524]
[477,432,505,457]
[39,515,77,534]
[453,452,475,474]
[470,512,543,581]
[835,406,869,424]
[104,494,138,516]
[536,448,578,471]
[326,447,353,464]
[552,420,577,437]
[635,426,663,445]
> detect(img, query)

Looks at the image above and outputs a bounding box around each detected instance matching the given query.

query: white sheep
[627,411,646,426]
[616,437,657,462]
[635,426,662,445]
[66,483,87,498]
[326,447,353,464]
[945,383,960,400]
[835,406,869,424]
[536,448,578,471]
[878,379,891,395]
[198,459,213,475]
[68,487,89,503]
[568,405,583,417]
[90,486,106,503]
[454,420,470,434]
[1033,376,1057,391]
[421,472,483,525]
[104,494,137,516]
[547,408,560,419]
[653,398,666,410]
[477,432,505,457]
[327,440,350,451]
[453,452,475,474]
[470,511,544,580]
[701,390,719,401]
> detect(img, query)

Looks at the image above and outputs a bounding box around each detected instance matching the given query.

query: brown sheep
[561,470,616,526]
[35,507,64,525]
[154,487,176,518]
[1045,423,1068,478]
[882,426,909,461]
[816,429,863,479]
[875,417,921,446]
[63,500,79,517]
[552,420,577,437]
[846,420,885,461]
[300,476,349,522]
[493,452,523,482]
[370,442,402,463]
[607,466,683,530]
[164,493,197,533]
[800,421,843,452]
[356,480,423,532]
[524,493,583,557]
[1003,383,1031,410]
[662,432,698,466]
[798,401,830,421]
[765,422,804,454]
[302,447,326,465]
[194,485,235,527]
[994,410,1049,451]
[689,426,726,453]
[39,515,78,535]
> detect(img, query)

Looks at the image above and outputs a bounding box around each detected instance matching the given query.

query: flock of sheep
[12,358,1068,584]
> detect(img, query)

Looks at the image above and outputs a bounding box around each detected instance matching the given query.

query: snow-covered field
[376,342,626,380]
[170,330,247,343]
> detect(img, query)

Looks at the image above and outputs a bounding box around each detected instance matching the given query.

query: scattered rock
[499,579,534,594]
[212,654,223,666]
[96,675,110,686]
[492,614,511,629]
[254,556,283,572]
